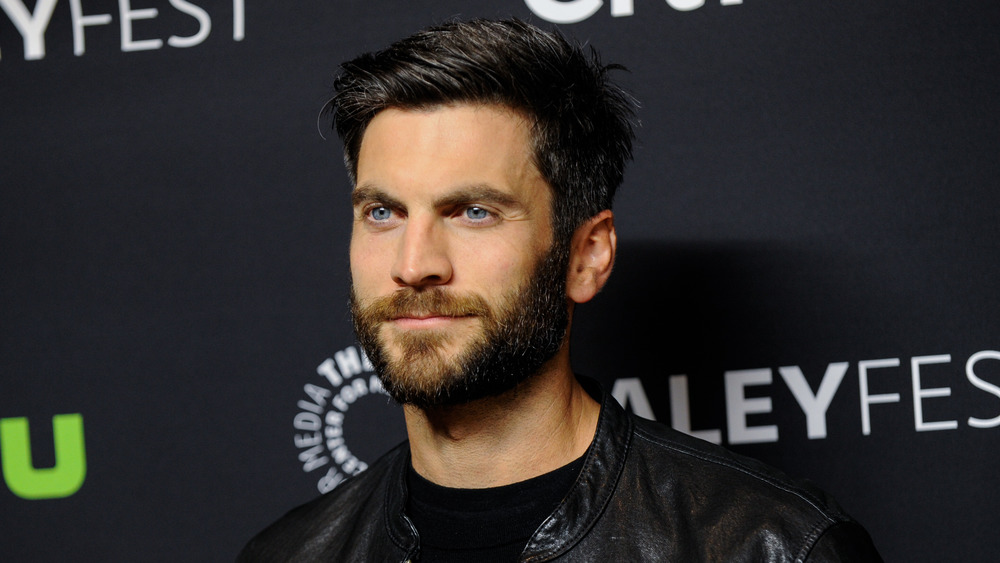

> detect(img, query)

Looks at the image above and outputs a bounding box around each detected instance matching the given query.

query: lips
[390,312,474,321]
[388,313,478,330]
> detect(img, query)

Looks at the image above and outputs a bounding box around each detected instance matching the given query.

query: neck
[402,350,600,489]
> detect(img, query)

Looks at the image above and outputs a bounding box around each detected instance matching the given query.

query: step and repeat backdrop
[2,1,998,561]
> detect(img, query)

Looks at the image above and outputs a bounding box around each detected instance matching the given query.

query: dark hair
[326,18,637,243]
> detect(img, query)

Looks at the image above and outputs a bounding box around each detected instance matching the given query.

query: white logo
[0,0,245,61]
[293,345,406,493]
[524,0,743,24]
[612,349,1000,445]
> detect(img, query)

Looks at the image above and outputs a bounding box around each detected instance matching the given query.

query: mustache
[353,288,492,323]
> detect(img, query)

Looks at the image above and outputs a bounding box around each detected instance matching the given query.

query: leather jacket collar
[382,377,630,561]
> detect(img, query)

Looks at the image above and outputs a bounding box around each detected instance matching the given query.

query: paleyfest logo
[294,343,1000,492]
[524,0,744,24]
[0,0,245,61]
[293,346,405,493]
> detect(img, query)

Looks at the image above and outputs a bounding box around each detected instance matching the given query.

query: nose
[391,217,453,288]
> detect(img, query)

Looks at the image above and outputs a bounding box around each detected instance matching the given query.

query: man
[240,18,882,562]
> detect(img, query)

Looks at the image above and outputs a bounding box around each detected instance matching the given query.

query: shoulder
[621,416,881,561]
[237,442,408,562]
[630,416,848,518]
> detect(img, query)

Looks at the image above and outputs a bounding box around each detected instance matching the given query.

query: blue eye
[369,207,392,221]
[465,207,489,220]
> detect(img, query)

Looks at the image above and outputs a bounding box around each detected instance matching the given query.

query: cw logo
[0,413,86,499]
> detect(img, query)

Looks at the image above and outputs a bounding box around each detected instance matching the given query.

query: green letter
[1,414,87,499]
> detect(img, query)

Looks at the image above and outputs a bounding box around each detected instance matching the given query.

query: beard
[350,243,570,409]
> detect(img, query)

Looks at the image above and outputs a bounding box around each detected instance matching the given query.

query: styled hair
[326,18,638,243]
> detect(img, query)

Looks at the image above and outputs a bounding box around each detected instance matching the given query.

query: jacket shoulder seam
[795,517,839,562]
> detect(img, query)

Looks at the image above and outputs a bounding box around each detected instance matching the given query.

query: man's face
[349,104,569,408]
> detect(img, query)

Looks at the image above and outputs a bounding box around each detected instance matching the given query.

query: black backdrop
[1,1,998,561]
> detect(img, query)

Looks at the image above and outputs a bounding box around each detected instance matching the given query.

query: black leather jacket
[240,381,882,562]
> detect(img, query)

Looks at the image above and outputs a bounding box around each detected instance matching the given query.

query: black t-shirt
[405,454,586,562]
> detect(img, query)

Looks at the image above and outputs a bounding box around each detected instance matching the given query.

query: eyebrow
[352,183,526,211]
[351,185,402,209]
[433,185,524,210]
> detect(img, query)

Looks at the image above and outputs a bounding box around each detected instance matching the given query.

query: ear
[565,210,617,304]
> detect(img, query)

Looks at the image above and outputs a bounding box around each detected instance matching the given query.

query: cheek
[349,238,382,293]
[464,247,533,294]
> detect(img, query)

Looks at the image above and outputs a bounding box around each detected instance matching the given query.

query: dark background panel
[1,1,998,561]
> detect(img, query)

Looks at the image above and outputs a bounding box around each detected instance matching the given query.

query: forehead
[355,104,549,205]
